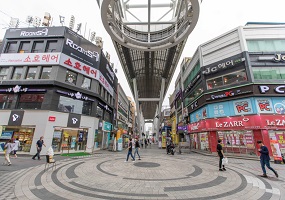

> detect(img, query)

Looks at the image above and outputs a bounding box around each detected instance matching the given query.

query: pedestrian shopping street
[0,146,284,200]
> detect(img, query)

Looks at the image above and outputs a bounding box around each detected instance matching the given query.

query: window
[183,62,200,89]
[26,67,37,80]
[17,94,44,109]
[65,71,77,85]
[0,94,16,109]
[18,41,30,53]
[96,106,103,117]
[247,39,285,52]
[40,67,52,79]
[58,96,92,115]
[45,40,58,52]
[32,41,44,53]
[252,67,285,80]
[104,111,111,122]
[12,67,23,80]
[206,70,247,89]
[81,76,91,89]
[5,42,18,53]
[184,83,204,106]
[0,67,9,80]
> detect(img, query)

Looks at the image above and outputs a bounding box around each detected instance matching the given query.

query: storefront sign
[98,101,112,112]
[177,126,187,131]
[273,54,285,62]
[60,53,114,96]
[0,86,46,93]
[103,121,112,131]
[190,107,207,123]
[0,53,60,66]
[259,85,285,94]
[67,113,81,128]
[0,131,13,139]
[48,116,56,122]
[8,110,24,126]
[206,87,252,101]
[255,98,273,114]
[202,57,245,75]
[233,98,254,115]
[4,27,66,38]
[56,90,95,102]
[184,74,201,95]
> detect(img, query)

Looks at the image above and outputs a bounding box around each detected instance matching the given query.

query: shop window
[96,106,103,117]
[65,70,77,85]
[184,84,204,107]
[32,41,44,53]
[40,66,52,79]
[217,130,255,154]
[104,111,111,122]
[0,94,16,109]
[5,42,18,53]
[26,67,37,80]
[11,128,35,152]
[253,67,285,80]
[18,41,30,53]
[247,39,285,52]
[268,130,285,156]
[12,67,23,80]
[58,96,91,115]
[81,76,91,89]
[45,40,58,52]
[206,70,247,90]
[0,67,9,81]
[17,94,44,109]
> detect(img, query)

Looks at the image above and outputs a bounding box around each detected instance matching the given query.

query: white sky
[1,0,285,110]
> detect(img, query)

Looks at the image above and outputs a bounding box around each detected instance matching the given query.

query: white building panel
[243,26,285,39]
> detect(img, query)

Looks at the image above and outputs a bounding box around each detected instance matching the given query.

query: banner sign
[0,53,60,66]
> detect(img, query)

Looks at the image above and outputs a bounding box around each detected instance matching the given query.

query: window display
[12,128,34,152]
[217,130,255,154]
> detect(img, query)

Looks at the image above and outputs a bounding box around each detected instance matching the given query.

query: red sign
[260,115,285,128]
[48,116,56,122]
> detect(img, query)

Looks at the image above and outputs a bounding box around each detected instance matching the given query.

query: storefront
[0,110,99,155]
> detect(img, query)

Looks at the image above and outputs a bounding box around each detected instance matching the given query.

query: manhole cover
[134,162,160,168]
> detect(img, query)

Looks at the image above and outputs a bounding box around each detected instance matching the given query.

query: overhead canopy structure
[100,0,201,134]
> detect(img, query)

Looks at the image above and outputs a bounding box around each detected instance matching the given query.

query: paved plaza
[0,146,285,200]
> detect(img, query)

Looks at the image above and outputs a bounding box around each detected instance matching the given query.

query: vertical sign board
[8,111,24,126]
[67,113,81,128]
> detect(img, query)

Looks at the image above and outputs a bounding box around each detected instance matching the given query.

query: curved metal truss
[101,0,200,51]
[100,0,201,128]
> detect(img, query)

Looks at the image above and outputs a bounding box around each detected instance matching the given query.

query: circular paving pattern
[11,150,284,200]
[133,161,160,168]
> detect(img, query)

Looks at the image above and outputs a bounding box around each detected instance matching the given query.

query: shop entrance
[0,126,35,152]
[52,127,88,152]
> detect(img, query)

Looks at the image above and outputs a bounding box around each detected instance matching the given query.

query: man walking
[125,138,135,162]
[32,136,46,160]
[134,138,141,160]
[217,139,226,171]
[257,140,278,178]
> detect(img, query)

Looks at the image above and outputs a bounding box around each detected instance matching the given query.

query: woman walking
[3,139,14,166]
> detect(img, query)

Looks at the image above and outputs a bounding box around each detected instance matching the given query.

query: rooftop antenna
[26,16,33,27]
[59,15,65,26]
[69,15,75,30]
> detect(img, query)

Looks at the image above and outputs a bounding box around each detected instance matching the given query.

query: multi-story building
[182,23,285,159]
[0,26,118,154]
[127,97,136,135]
[169,91,178,144]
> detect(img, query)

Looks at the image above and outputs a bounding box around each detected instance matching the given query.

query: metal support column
[157,78,165,139]
[133,78,142,138]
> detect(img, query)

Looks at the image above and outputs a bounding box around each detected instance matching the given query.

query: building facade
[181,23,285,160]
[0,26,118,154]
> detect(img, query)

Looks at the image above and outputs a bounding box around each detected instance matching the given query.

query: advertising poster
[271,97,285,114]
[233,98,254,115]
[117,138,122,151]
[0,131,13,139]
[244,131,254,149]
[190,107,207,123]
[270,140,282,161]
[255,98,274,114]
[208,101,232,118]
[275,131,285,150]
[0,142,5,152]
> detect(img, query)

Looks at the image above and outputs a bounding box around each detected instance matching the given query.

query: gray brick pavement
[0,146,284,200]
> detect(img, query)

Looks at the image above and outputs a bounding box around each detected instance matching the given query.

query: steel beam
[138,98,160,102]
[133,78,142,137]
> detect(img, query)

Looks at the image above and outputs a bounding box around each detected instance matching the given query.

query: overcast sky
[1,0,285,108]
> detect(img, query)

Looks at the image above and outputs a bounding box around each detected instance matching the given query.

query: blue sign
[232,98,255,115]
[271,97,285,114]
[208,101,232,118]
[190,107,207,123]
[103,122,112,131]
[0,131,13,139]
